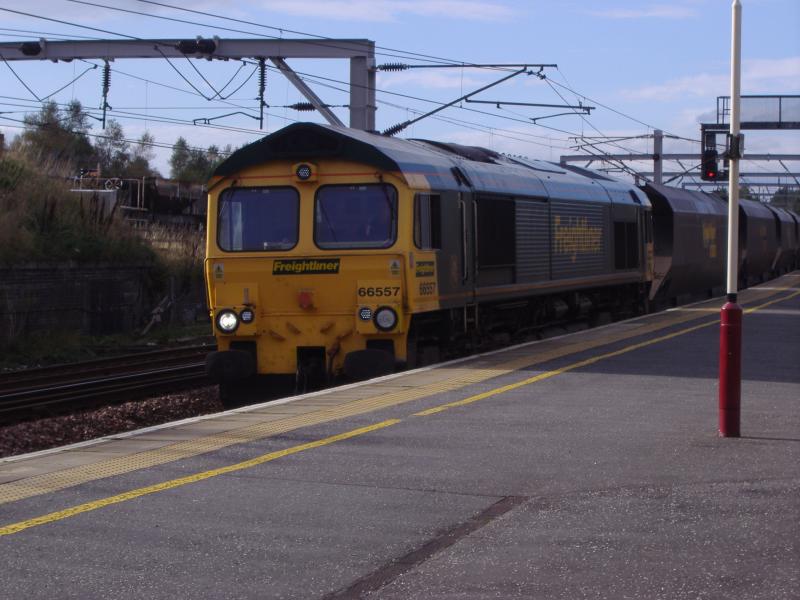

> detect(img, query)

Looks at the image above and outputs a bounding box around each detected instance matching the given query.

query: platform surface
[1,274,798,599]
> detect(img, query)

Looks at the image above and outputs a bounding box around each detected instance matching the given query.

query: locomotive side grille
[516,200,550,282]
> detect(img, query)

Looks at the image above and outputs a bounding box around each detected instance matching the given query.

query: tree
[169,139,228,183]
[19,100,94,167]
[710,185,757,202]
[169,137,191,180]
[94,120,130,176]
[770,186,800,212]
[127,131,158,178]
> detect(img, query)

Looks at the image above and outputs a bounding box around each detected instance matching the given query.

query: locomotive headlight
[216,309,239,333]
[358,307,373,321]
[240,308,255,323]
[373,306,398,332]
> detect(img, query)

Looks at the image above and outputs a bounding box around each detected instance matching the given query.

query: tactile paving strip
[1,276,797,506]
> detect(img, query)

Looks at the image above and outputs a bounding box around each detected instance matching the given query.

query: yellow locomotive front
[204,140,436,389]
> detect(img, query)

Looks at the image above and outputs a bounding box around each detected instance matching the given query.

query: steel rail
[0,347,213,423]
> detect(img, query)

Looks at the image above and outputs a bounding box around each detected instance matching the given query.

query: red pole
[719,296,742,437]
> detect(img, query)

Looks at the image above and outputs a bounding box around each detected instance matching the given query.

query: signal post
[719,0,743,437]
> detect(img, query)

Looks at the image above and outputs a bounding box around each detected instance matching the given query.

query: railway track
[0,345,214,424]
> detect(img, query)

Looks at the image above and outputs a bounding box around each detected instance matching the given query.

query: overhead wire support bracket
[530,111,591,124]
[465,99,594,123]
[193,111,260,125]
[377,62,556,71]
[466,100,594,110]
[382,65,541,137]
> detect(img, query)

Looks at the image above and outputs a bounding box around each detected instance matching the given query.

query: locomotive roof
[214,122,649,207]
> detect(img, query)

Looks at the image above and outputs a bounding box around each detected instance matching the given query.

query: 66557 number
[358,286,400,298]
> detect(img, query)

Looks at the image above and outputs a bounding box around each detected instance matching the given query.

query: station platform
[1,273,798,599]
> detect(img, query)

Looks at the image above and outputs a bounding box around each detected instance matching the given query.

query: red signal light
[701,149,719,181]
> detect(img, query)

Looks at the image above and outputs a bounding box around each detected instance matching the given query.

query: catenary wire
[0,26,103,40]
[60,0,574,138]
[0,116,231,154]
[0,57,98,102]
[130,0,689,146]
[7,2,628,154]
[7,1,683,152]
[0,95,286,138]
[57,0,601,144]
[0,7,139,39]
[265,64,575,150]
[5,4,692,171]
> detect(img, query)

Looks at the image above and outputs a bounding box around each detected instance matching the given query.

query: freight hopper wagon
[644,183,799,306]
[204,123,653,397]
[644,183,728,305]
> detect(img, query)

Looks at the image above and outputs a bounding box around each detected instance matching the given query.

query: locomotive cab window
[315,184,397,249]
[414,193,442,250]
[217,187,299,252]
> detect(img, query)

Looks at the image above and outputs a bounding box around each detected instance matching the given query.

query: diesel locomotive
[203,123,798,396]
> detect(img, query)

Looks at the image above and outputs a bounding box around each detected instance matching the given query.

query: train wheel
[418,345,441,367]
[219,378,262,409]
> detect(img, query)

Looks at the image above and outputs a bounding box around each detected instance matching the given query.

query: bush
[0,151,157,266]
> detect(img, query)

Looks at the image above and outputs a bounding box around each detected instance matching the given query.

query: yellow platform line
[0,279,796,509]
[0,286,797,537]
[415,287,800,417]
[0,420,401,537]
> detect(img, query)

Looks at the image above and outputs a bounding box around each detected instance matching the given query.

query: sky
[0,0,798,191]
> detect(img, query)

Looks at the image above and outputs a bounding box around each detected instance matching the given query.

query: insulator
[102,61,111,95]
[288,102,316,112]
[377,63,408,72]
[258,58,266,96]
[382,122,409,137]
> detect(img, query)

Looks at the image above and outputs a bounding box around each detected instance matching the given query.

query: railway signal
[701,149,720,181]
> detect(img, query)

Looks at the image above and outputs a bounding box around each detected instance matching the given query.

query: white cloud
[625,74,728,101]
[744,57,800,82]
[741,132,800,156]
[259,0,515,23]
[585,4,697,19]
[622,57,800,101]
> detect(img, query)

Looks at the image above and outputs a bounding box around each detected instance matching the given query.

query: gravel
[0,386,223,458]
